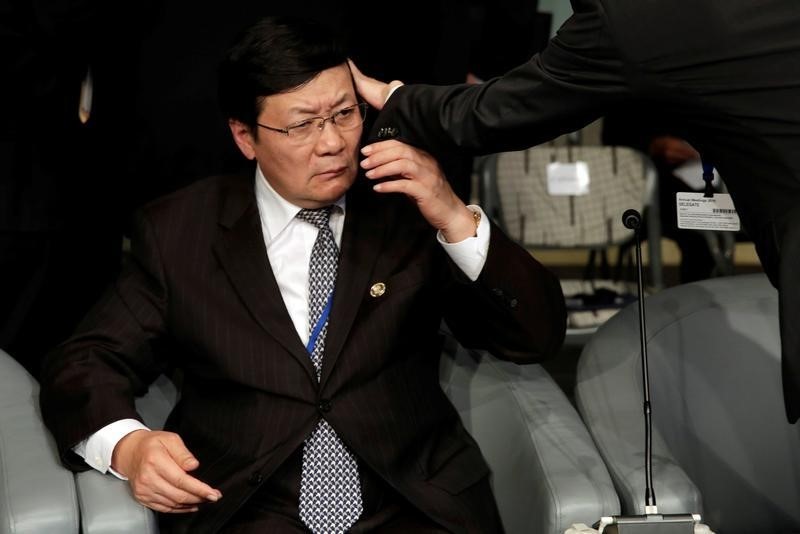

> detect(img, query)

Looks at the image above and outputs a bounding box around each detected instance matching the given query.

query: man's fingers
[162,433,196,466]
[126,431,222,513]
[151,480,209,508]
[361,139,407,158]
[178,452,199,471]
[364,159,414,182]
[144,485,202,508]
[372,177,418,197]
[348,59,386,109]
[131,468,220,512]
[160,460,222,502]
[361,143,431,179]
[147,500,199,514]
[361,141,436,171]
[347,59,402,110]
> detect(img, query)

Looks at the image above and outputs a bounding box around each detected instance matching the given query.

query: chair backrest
[484,145,657,250]
[479,144,663,345]
[575,273,800,534]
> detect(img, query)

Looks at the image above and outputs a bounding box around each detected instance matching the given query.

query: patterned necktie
[296,207,363,533]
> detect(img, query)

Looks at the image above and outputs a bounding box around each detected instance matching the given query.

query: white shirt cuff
[73,419,150,480]
[437,205,490,281]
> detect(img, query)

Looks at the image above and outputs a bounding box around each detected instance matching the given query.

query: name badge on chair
[676,192,740,231]
[546,161,590,196]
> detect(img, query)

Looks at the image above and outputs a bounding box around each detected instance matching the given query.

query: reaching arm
[357,0,629,158]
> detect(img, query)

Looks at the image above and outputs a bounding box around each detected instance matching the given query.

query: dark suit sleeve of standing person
[370,0,630,157]
[39,207,170,470]
[442,215,567,364]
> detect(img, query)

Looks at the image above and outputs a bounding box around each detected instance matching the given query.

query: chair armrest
[75,470,158,534]
[575,311,702,516]
[76,374,176,534]
[575,395,701,515]
[440,340,620,534]
[0,349,79,534]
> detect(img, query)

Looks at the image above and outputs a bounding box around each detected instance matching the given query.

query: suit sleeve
[40,209,169,470]
[442,217,567,364]
[370,0,631,156]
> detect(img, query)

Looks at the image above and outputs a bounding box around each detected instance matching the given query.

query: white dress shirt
[74,166,491,478]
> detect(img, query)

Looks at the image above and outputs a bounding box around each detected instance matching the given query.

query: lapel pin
[370,282,387,298]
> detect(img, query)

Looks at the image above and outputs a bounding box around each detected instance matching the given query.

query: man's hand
[112,429,222,513]
[648,135,700,166]
[360,140,476,242]
[347,59,403,110]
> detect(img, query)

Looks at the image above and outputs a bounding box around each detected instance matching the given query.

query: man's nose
[315,120,347,152]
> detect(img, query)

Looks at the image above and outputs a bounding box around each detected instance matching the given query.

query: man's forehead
[265,65,355,115]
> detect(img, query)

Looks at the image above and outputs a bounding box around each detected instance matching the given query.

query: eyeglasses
[256,102,367,145]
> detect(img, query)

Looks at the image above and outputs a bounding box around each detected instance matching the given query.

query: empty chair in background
[478,142,662,346]
[575,274,800,534]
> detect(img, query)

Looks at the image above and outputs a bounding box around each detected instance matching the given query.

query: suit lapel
[320,187,385,387]
[212,184,316,382]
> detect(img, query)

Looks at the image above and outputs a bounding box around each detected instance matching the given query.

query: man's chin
[318,176,354,197]
[305,179,353,207]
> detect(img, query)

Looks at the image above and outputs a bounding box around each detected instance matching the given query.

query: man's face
[230,64,362,208]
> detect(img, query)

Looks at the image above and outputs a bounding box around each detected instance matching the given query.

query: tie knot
[296,206,333,230]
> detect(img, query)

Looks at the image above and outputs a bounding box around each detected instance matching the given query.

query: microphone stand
[627,209,656,513]
[592,209,701,534]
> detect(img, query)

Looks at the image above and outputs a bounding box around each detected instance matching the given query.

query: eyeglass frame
[255,102,368,142]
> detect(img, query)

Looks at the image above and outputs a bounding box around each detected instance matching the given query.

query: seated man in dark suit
[39,16,566,533]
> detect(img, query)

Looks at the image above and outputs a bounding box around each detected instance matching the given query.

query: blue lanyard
[701,158,715,198]
[306,292,334,354]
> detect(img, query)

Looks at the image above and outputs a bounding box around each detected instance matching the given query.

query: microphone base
[597,514,700,534]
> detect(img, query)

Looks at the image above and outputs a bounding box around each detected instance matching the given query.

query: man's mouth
[315,166,347,179]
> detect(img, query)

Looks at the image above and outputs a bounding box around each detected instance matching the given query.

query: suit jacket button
[318,399,332,413]
[248,472,263,486]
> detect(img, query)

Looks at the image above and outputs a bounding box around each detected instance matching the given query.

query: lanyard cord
[701,159,715,198]
[306,292,334,354]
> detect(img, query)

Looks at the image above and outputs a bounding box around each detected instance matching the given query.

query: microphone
[592,209,703,533]
[622,208,641,231]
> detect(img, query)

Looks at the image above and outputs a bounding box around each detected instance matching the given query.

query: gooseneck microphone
[622,209,642,231]
[621,209,656,512]
[592,209,702,533]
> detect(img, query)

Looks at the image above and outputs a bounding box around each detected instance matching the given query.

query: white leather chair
[2,331,620,533]
[0,349,78,534]
[575,273,800,534]
[477,145,663,347]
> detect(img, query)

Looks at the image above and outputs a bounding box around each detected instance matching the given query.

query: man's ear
[229,119,257,160]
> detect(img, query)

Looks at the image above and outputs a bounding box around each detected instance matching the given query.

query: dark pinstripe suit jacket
[40,173,566,533]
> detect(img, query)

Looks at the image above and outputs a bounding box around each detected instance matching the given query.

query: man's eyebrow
[287,95,355,116]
